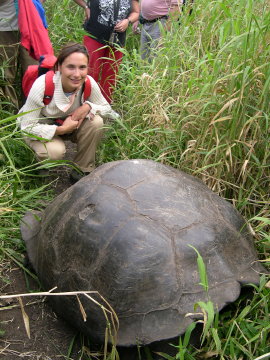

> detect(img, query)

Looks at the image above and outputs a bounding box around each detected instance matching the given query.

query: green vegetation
[1,0,269,358]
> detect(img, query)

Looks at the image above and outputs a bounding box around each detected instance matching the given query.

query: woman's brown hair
[54,43,89,71]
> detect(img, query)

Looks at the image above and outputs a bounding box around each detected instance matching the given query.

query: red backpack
[22,54,91,106]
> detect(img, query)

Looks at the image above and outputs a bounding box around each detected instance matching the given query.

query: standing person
[133,0,182,61]
[18,43,118,183]
[72,0,139,103]
[0,0,49,109]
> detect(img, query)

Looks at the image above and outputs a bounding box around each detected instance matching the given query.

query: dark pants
[0,30,37,109]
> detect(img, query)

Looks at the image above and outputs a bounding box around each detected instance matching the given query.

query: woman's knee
[92,115,104,130]
[83,115,104,132]
[35,141,66,161]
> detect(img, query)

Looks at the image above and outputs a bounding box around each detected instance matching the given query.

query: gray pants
[140,18,167,61]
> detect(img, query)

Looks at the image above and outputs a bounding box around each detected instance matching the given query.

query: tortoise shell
[21,160,264,346]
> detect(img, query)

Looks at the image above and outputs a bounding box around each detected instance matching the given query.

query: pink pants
[83,36,123,103]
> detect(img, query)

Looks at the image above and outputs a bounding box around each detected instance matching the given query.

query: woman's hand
[132,20,140,34]
[114,18,129,33]
[71,103,91,128]
[85,7,90,20]
[55,116,79,135]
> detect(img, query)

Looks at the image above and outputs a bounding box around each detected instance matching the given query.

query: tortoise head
[20,210,42,271]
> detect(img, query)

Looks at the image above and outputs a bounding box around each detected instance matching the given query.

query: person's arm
[70,102,92,129]
[169,3,181,19]
[166,1,182,29]
[18,76,58,140]
[83,76,120,120]
[72,0,90,19]
[19,76,79,138]
[55,116,79,135]
[114,0,139,33]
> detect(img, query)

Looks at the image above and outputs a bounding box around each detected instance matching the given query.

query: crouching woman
[18,43,117,183]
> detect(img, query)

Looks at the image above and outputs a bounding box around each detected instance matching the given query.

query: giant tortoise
[21,159,265,346]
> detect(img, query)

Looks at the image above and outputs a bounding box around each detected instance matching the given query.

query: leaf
[188,245,209,292]
[237,305,251,320]
[195,301,215,343]
[67,335,76,358]
[211,328,221,352]
[76,294,87,322]
[211,98,239,122]
[18,297,30,339]
[183,322,197,348]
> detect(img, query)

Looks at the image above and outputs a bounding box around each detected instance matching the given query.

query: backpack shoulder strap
[43,70,55,105]
[83,76,91,102]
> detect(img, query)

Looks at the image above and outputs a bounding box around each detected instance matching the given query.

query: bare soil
[0,264,84,360]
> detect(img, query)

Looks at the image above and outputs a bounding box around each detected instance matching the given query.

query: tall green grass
[1,0,269,358]
[107,0,270,219]
[0,115,52,251]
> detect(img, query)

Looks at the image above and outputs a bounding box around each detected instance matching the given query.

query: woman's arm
[166,1,182,30]
[18,76,58,140]
[83,76,119,120]
[114,0,139,33]
[72,0,90,19]
[128,0,140,23]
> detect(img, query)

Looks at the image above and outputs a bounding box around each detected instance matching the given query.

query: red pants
[83,36,123,103]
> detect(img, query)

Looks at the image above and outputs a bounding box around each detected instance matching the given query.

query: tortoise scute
[20,159,265,346]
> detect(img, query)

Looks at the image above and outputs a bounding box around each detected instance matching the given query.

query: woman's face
[59,52,88,93]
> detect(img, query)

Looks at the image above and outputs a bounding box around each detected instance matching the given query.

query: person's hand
[114,18,129,33]
[55,116,79,135]
[132,20,140,34]
[85,7,90,20]
[71,103,91,128]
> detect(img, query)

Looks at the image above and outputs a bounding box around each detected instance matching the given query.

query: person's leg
[72,115,104,173]
[19,44,38,76]
[99,46,123,103]
[83,36,123,102]
[148,19,167,58]
[0,30,20,108]
[141,20,166,62]
[24,136,66,161]
[83,36,106,83]
[19,44,38,104]
[140,24,152,61]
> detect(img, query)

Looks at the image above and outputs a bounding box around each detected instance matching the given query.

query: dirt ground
[0,264,86,360]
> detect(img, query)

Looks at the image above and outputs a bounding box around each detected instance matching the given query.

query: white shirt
[18,71,118,140]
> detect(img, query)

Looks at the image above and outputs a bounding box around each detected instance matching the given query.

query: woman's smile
[59,52,88,93]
